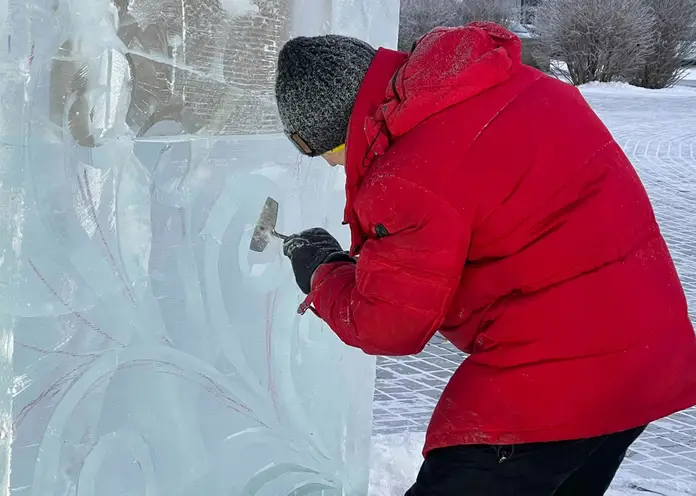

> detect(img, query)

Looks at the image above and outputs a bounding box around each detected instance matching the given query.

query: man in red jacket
[275,23,696,495]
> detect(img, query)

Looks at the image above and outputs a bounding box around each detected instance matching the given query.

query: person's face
[321,148,346,167]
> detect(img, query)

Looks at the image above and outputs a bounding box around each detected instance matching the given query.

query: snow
[684,67,696,81]
[551,59,696,91]
[369,433,696,495]
[578,81,696,96]
[369,433,424,495]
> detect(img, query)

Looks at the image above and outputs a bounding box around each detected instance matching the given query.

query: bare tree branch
[458,0,514,27]
[633,0,696,88]
[398,0,514,52]
[399,0,459,51]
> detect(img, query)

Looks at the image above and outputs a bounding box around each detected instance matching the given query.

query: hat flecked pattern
[275,35,376,156]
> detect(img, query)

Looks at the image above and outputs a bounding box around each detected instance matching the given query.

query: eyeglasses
[286,131,345,157]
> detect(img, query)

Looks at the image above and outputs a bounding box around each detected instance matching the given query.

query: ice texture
[0,0,400,494]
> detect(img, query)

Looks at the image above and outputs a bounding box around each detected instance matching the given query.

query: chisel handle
[271,230,289,241]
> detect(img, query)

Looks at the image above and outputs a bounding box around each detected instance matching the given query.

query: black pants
[406,426,646,496]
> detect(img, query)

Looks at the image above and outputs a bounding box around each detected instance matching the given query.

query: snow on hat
[275,34,376,156]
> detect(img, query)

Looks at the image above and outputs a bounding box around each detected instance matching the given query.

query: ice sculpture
[0,0,400,494]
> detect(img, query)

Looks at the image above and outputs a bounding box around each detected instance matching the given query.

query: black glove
[283,228,354,294]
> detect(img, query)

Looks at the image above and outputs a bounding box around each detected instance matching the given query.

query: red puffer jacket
[302,23,696,454]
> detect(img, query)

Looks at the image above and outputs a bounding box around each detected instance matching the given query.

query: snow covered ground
[682,67,696,88]
[550,59,696,88]
[370,431,696,496]
[368,82,696,495]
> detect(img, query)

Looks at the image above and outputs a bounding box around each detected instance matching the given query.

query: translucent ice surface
[0,0,399,494]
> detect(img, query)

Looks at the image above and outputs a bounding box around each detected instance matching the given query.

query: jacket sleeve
[306,177,472,356]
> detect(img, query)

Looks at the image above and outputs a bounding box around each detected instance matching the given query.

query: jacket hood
[342,23,522,253]
[379,22,522,138]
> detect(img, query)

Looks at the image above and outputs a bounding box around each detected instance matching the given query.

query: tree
[398,0,514,52]
[398,0,460,51]
[632,0,696,89]
[458,0,514,28]
[535,0,655,85]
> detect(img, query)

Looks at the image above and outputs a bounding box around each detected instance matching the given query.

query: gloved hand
[283,228,354,294]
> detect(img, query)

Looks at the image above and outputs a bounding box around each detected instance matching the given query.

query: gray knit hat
[275,35,377,156]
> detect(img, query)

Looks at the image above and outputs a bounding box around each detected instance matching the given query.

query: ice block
[0,0,400,494]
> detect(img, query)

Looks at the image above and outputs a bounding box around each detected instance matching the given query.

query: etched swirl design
[8,0,377,494]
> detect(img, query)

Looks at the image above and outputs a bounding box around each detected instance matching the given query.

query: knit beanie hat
[275,35,377,156]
